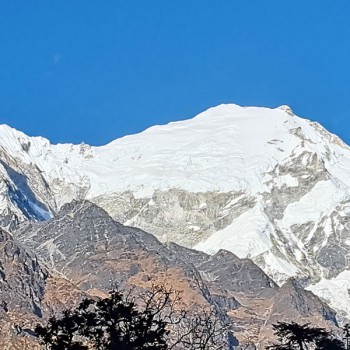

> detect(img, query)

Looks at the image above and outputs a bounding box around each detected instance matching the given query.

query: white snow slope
[2,103,350,319]
[0,105,334,197]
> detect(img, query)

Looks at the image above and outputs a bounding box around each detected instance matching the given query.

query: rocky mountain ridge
[0,225,88,349]
[8,200,341,348]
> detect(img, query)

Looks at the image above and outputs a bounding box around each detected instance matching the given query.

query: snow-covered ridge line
[1,103,349,200]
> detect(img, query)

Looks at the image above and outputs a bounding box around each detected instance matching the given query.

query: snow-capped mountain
[1,103,350,319]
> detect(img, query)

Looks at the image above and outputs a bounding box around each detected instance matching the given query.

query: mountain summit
[1,103,350,319]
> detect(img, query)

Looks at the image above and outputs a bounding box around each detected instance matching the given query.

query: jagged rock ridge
[13,200,340,348]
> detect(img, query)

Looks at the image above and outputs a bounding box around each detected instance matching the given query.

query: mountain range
[1,103,350,347]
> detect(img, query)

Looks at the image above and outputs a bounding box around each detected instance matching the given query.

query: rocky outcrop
[92,189,256,247]
[0,228,46,348]
[0,228,47,318]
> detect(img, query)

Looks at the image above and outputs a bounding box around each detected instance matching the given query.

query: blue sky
[1,1,350,145]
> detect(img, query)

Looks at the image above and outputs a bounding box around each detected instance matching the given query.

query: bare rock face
[15,200,237,302]
[168,244,278,299]
[0,228,47,317]
[0,228,46,348]
[92,189,256,247]
[258,278,339,348]
[268,278,337,324]
[13,200,341,349]
[263,151,329,221]
[0,229,88,349]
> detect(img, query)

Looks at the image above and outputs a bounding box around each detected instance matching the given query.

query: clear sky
[1,1,350,145]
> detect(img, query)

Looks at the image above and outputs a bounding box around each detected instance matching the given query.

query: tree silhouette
[34,284,228,350]
[343,323,350,350]
[35,309,88,350]
[268,321,344,350]
[316,336,345,350]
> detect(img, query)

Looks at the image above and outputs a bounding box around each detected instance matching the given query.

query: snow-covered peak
[0,104,347,200]
[0,123,50,151]
[277,105,294,115]
[3,103,350,319]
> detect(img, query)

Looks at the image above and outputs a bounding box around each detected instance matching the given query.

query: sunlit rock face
[13,200,340,348]
[2,103,350,318]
